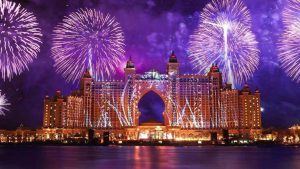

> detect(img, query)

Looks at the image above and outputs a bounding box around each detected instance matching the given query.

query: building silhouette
[42,52,262,141]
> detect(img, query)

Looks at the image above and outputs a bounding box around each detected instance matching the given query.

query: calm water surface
[0,145,300,169]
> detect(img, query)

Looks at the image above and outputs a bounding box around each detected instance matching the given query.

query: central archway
[138,91,165,124]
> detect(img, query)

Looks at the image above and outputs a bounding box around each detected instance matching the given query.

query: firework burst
[52,8,125,83]
[188,0,259,88]
[0,0,42,80]
[0,91,10,115]
[278,0,300,83]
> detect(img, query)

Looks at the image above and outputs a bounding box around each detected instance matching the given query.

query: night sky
[0,0,299,129]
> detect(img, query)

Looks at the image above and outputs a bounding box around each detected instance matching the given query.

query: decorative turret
[223,83,232,90]
[124,56,136,82]
[169,51,178,63]
[208,64,222,87]
[80,69,93,128]
[126,56,135,68]
[254,87,260,96]
[167,51,179,76]
[83,69,92,78]
[241,83,252,94]
[207,64,222,128]
[80,69,93,94]
[53,90,63,101]
[209,63,220,73]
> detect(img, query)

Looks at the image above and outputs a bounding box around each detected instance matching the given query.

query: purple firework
[0,0,42,80]
[51,8,125,83]
[188,0,259,88]
[278,0,300,83]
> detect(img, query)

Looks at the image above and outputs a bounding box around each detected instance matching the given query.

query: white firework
[0,91,10,115]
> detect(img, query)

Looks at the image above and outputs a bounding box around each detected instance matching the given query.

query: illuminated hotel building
[239,85,262,129]
[221,84,239,129]
[42,52,262,140]
[65,91,84,128]
[43,91,66,128]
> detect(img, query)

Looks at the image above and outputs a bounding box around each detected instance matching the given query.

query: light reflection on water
[0,146,300,169]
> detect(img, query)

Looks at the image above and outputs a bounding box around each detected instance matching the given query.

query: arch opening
[138,91,165,124]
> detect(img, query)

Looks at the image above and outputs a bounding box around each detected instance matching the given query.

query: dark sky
[0,0,299,129]
[139,91,165,124]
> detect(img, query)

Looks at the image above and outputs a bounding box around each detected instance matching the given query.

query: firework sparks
[0,0,42,80]
[278,0,300,83]
[0,91,10,115]
[188,0,259,88]
[52,8,125,83]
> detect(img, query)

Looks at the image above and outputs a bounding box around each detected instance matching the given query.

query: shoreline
[0,141,298,147]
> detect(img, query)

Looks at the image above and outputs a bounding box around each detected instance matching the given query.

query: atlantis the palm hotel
[35,52,262,143]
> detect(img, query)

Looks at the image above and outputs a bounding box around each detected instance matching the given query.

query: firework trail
[0,0,42,80]
[0,91,10,115]
[52,8,125,83]
[188,0,259,88]
[278,0,300,83]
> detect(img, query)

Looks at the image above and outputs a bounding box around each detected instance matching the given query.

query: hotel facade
[40,52,262,141]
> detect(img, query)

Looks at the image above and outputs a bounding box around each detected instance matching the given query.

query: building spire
[209,63,220,72]
[241,83,251,94]
[171,50,175,57]
[126,56,135,68]
[169,50,178,63]
[83,68,92,78]
[255,87,260,93]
